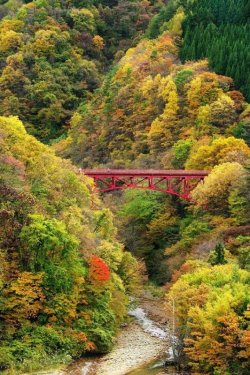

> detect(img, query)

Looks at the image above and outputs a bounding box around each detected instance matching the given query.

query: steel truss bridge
[80,169,208,201]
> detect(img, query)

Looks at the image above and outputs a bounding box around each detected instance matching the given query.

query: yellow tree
[195,105,211,136]
[149,78,179,153]
[191,162,245,210]
[0,30,22,54]
[167,263,250,374]
[162,7,185,36]
[210,93,236,128]
[186,136,250,170]
[93,35,105,51]
[186,76,202,118]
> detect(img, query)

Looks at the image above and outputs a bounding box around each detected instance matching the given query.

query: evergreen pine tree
[209,243,228,265]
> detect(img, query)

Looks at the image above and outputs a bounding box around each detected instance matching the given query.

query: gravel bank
[96,322,167,375]
[31,296,170,375]
[96,302,170,375]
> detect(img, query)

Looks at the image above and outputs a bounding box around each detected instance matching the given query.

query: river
[34,298,187,375]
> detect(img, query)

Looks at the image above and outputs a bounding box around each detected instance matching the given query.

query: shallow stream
[64,306,181,375]
[127,358,188,375]
[77,358,184,375]
[35,305,184,375]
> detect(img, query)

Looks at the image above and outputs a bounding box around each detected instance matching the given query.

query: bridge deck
[81,169,208,177]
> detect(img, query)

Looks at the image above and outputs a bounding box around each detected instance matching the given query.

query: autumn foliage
[167,262,250,374]
[0,116,139,372]
[0,0,158,141]
[0,1,249,374]
[57,6,250,374]
[89,255,111,283]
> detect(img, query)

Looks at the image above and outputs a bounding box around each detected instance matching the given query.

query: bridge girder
[80,170,208,201]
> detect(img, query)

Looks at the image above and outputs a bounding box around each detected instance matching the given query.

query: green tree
[208,243,227,265]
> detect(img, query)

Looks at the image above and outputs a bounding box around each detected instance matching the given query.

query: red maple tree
[89,255,110,283]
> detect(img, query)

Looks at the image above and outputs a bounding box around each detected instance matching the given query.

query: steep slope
[180,0,250,101]
[0,0,158,141]
[62,32,250,168]
[147,0,250,101]
[0,1,249,374]
[0,116,139,373]
[59,29,250,283]
[59,18,250,374]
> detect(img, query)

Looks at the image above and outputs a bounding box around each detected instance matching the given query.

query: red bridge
[80,169,208,201]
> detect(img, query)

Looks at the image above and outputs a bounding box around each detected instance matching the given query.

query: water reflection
[126,358,188,375]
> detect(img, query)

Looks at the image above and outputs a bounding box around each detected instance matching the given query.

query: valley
[0,1,249,374]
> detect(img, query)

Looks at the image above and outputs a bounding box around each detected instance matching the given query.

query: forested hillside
[0,0,250,374]
[147,0,250,101]
[62,27,250,282]
[64,37,250,167]
[59,5,250,373]
[0,0,159,141]
[0,117,139,372]
[180,0,250,101]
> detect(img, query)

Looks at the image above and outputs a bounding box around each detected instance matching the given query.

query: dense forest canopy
[147,0,250,101]
[0,0,249,374]
[56,3,249,373]
[0,116,139,371]
[0,0,160,141]
[62,33,250,168]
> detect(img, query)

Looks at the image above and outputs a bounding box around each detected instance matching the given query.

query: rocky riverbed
[32,294,176,375]
[96,318,168,374]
